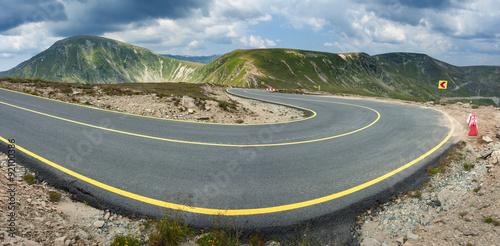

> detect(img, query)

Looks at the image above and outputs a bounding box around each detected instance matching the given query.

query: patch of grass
[249,234,265,246]
[217,100,238,111]
[463,162,475,170]
[48,191,61,202]
[407,190,422,199]
[173,98,181,106]
[235,119,244,124]
[148,215,193,246]
[111,234,142,246]
[427,165,445,175]
[85,89,96,95]
[84,100,91,105]
[196,228,239,246]
[61,87,73,94]
[478,135,488,144]
[474,187,481,193]
[484,217,494,223]
[23,173,35,184]
[459,212,467,217]
[100,82,210,100]
[142,218,154,230]
[456,141,466,150]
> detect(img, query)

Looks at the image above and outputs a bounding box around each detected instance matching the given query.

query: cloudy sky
[0,0,499,71]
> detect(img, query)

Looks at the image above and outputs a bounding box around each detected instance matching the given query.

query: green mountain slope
[374,53,500,98]
[161,54,220,64]
[1,36,498,101]
[3,35,203,83]
[197,49,499,101]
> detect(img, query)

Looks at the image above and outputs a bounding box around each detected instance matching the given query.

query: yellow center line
[0,87,315,126]
[0,89,380,147]
[0,106,453,215]
[0,87,453,216]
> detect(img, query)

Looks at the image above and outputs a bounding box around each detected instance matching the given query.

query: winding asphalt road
[0,88,455,229]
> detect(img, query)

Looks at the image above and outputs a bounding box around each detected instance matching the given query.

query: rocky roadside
[354,134,500,244]
[0,81,304,124]
[0,152,146,245]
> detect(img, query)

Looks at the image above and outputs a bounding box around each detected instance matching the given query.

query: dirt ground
[0,81,499,245]
[0,81,304,124]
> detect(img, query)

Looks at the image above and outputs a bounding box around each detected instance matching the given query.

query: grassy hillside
[198,49,499,101]
[161,54,220,64]
[1,36,498,101]
[3,36,203,84]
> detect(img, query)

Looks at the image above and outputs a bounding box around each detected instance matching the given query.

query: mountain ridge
[2,35,499,101]
[161,54,220,64]
[1,35,203,83]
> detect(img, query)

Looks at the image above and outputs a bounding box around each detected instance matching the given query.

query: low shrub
[48,191,61,202]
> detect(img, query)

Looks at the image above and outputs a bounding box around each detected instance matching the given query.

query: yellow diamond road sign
[438,80,448,89]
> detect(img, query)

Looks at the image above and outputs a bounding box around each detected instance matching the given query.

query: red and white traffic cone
[469,118,478,136]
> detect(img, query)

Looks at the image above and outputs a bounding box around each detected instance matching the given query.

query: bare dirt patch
[0,80,304,124]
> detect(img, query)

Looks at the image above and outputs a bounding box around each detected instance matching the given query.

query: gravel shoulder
[1,81,499,245]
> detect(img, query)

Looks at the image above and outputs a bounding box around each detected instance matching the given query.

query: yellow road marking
[0,106,453,215]
[0,87,315,126]
[0,90,379,147]
[0,87,453,215]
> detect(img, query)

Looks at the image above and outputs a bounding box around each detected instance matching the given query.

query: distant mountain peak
[1,36,498,101]
[161,54,221,64]
[2,35,201,83]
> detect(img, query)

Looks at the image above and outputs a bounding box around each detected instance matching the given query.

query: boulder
[491,150,500,165]
[407,232,419,240]
[361,237,381,246]
[482,136,493,143]
[93,220,105,228]
[53,236,66,246]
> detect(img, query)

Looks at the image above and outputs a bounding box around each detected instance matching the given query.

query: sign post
[438,80,447,103]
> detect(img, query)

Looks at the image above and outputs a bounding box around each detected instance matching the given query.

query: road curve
[0,88,454,228]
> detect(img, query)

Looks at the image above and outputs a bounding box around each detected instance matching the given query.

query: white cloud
[0,0,499,68]
[0,53,14,58]
[100,0,281,55]
[0,22,60,53]
[187,40,205,50]
[240,35,276,48]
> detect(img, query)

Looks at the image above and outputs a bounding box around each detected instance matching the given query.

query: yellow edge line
[0,87,314,126]
[0,107,453,215]
[0,94,379,147]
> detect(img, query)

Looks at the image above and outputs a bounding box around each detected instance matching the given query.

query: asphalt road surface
[0,88,455,231]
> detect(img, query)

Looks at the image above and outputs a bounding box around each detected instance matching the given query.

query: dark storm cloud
[355,0,455,26]
[0,0,67,32]
[1,0,211,36]
[80,0,208,23]
[354,0,499,40]
[54,0,211,36]
[359,0,453,9]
